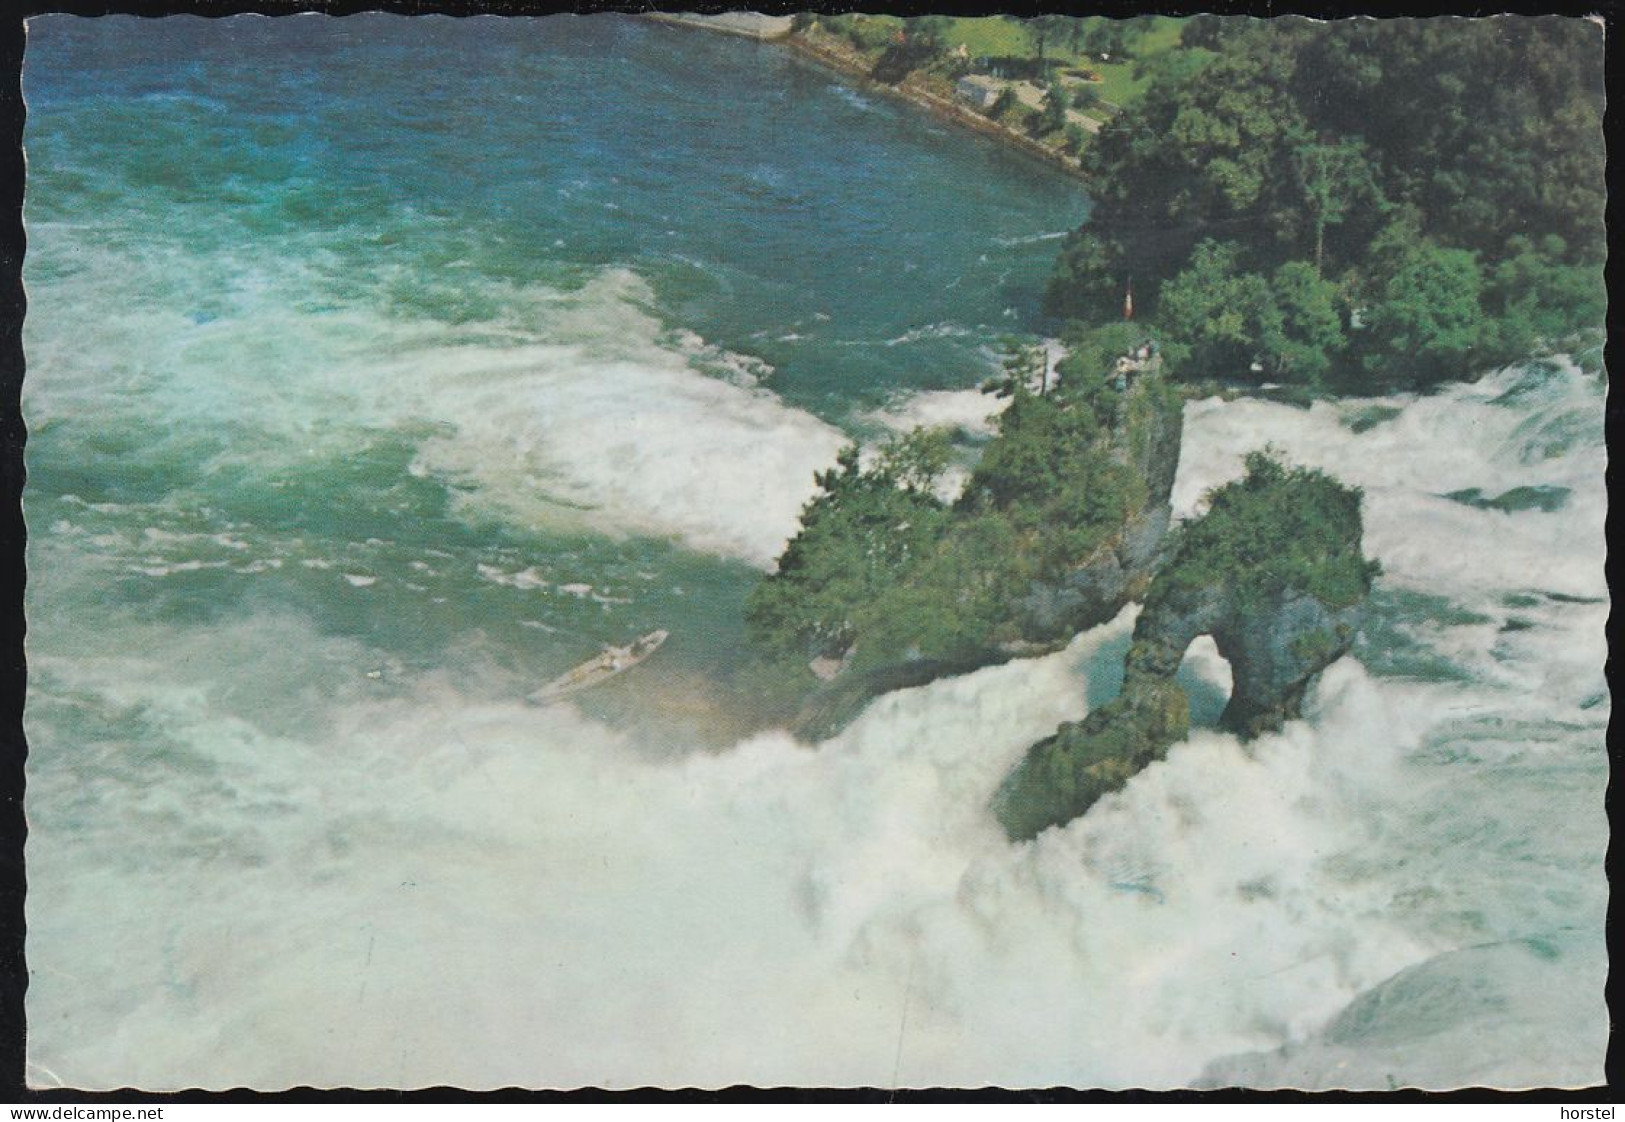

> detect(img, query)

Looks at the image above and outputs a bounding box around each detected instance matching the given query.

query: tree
[874,18,954,83]
[1480,234,1605,361]
[1360,240,1487,386]
[1260,261,1345,386]
[904,15,953,56]
[746,436,951,659]
[1180,15,1240,51]
[1091,20,1129,60]
[1291,138,1384,276]
[1293,18,1603,267]
[1115,17,1159,60]
[1155,240,1280,378]
[1040,82,1069,135]
[1067,17,1088,57]
[1044,228,1121,321]
[1054,320,1163,415]
[1043,17,1603,391]
[1029,15,1072,64]
[1158,449,1378,610]
[961,385,1146,575]
[982,339,1048,399]
[1044,35,1312,323]
[988,86,1019,120]
[876,427,953,496]
[844,513,1027,668]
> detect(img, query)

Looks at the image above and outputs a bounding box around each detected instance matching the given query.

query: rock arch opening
[1175,634,1233,729]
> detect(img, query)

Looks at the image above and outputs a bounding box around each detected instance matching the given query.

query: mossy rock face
[789,651,994,742]
[778,359,1185,740]
[1215,588,1365,737]
[994,452,1375,840]
[1011,368,1185,642]
[993,584,1363,839]
[994,674,1190,842]
[1342,404,1404,434]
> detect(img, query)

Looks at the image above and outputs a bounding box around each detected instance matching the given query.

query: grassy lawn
[824,14,1035,59]
[944,16,1034,58]
[1132,16,1186,54]
[811,14,1201,116]
[1088,61,1148,107]
[1049,17,1188,107]
[822,13,900,48]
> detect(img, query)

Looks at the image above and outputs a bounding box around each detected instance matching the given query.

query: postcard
[17,11,1607,1091]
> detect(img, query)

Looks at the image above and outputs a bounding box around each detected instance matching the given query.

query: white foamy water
[399,289,849,568]
[863,387,1008,438]
[24,247,846,569]
[1174,360,1607,607]
[25,356,1606,1089]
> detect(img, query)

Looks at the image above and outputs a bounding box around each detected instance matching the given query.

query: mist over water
[22,15,1605,1090]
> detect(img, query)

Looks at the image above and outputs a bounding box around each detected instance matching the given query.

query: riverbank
[649,17,1093,184]
[644,13,794,41]
[784,28,1092,181]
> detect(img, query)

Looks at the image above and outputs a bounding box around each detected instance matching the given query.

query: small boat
[527,630,669,706]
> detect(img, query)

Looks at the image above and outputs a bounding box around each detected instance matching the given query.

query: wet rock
[994,452,1376,840]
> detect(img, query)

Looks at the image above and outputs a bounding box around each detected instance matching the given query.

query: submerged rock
[994,451,1378,841]
[1443,484,1570,513]
[1195,933,1606,1090]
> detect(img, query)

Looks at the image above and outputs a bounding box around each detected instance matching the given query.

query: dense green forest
[1046,16,1605,390]
[748,17,1602,687]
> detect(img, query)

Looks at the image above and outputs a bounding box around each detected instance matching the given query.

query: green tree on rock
[958,385,1146,576]
[746,435,951,661]
[1156,449,1378,610]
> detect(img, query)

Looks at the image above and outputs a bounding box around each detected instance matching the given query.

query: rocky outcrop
[1009,365,1183,643]
[1139,579,1367,738]
[993,452,1377,841]
[993,581,1365,841]
[790,650,993,742]
[786,360,1183,741]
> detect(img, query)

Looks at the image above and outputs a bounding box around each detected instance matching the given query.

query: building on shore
[955,74,1006,111]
